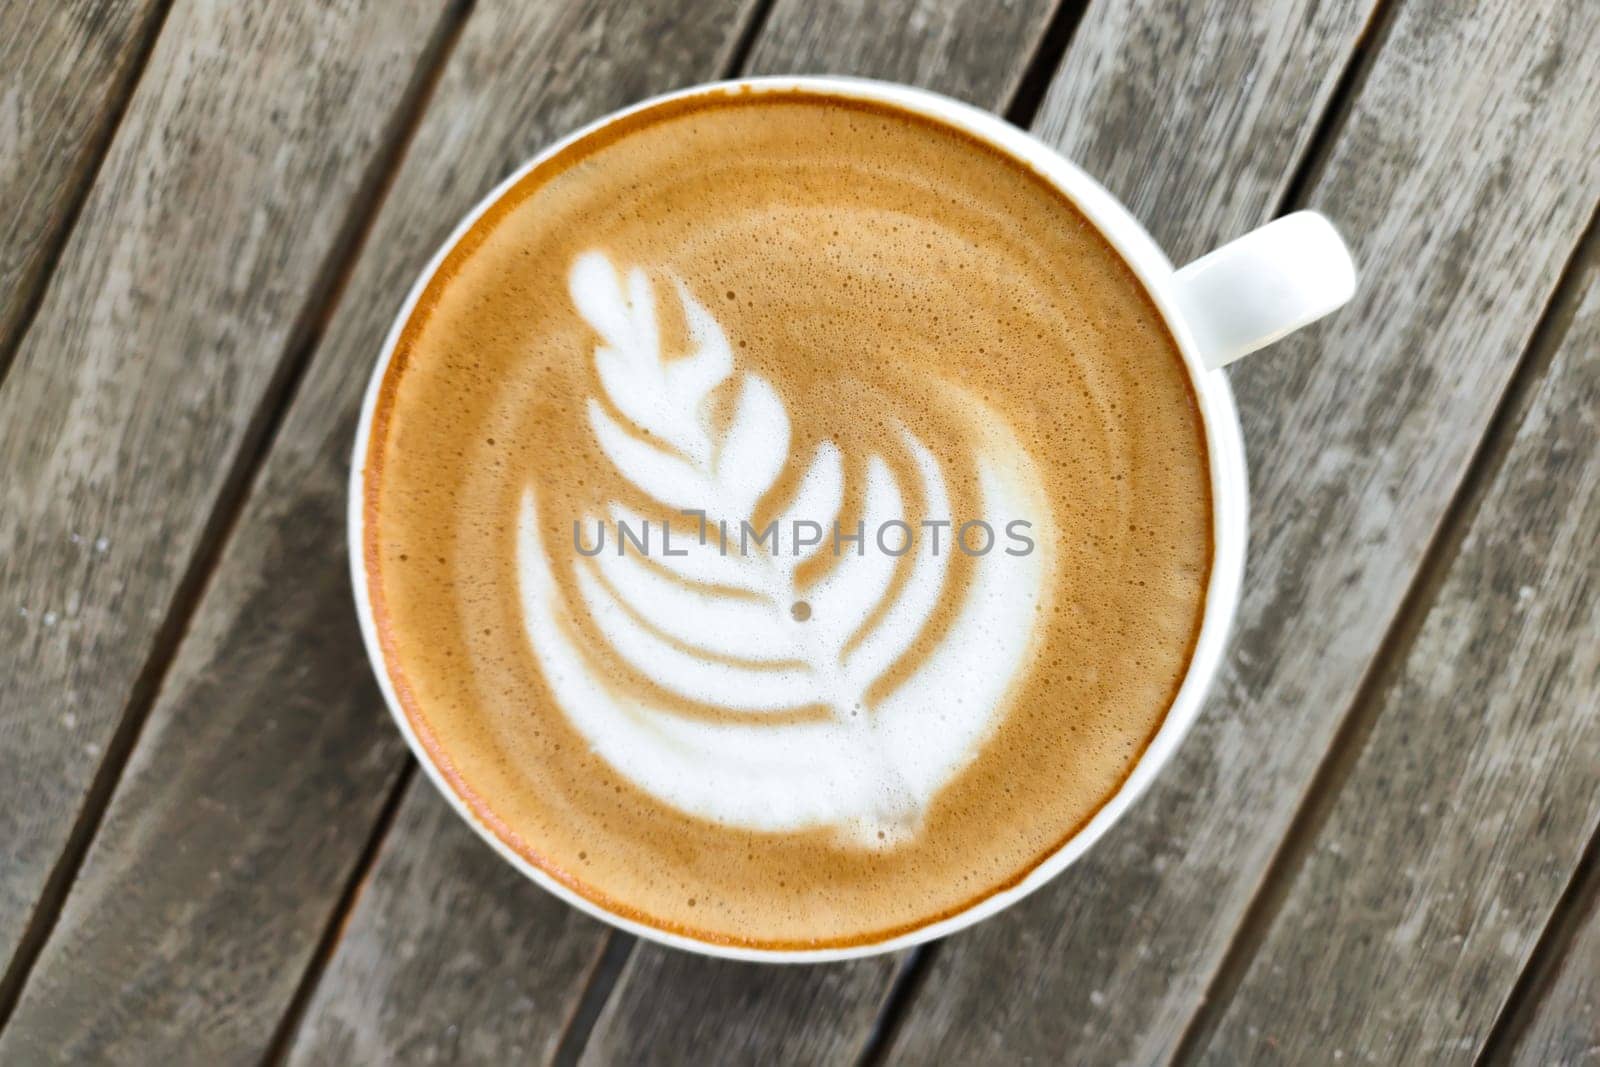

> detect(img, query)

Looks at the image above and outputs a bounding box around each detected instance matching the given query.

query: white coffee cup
[349,75,1356,962]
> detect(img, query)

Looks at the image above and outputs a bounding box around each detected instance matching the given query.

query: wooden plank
[581,952,907,1067]
[1511,865,1600,1065]
[288,787,614,1066]
[569,2,1064,1063]
[0,0,761,1063]
[0,0,165,369]
[887,1,1600,1062]
[1201,239,1600,1062]
[1023,0,1371,261]
[0,0,458,971]
[0,0,461,1046]
[743,0,1058,107]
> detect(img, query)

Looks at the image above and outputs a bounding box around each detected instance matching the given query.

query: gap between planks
[0,0,479,1035]
[549,932,641,1067]
[855,944,936,1066]
[261,762,419,1067]
[1479,799,1600,1063]
[0,0,177,387]
[721,0,783,82]
[1171,201,1600,1066]
[1002,0,1093,130]
[1272,0,1400,224]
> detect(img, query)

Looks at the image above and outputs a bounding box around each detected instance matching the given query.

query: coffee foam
[364,91,1212,948]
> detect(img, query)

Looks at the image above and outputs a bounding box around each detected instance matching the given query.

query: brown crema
[363,90,1212,949]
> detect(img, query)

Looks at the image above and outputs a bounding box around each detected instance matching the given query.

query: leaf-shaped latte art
[518,252,1053,845]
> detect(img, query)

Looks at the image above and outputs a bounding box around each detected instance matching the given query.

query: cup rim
[348,74,1248,963]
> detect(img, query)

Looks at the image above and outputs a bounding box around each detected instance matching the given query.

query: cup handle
[1172,211,1357,370]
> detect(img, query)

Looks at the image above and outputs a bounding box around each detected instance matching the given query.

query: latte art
[516,252,1052,843]
[362,91,1212,947]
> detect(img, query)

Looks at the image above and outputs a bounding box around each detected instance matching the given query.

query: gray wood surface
[0,0,461,1051]
[1512,859,1600,1066]
[744,0,1059,107]
[1029,0,1374,264]
[888,1,1600,1062]
[1,0,1597,1062]
[581,951,906,1067]
[0,0,760,1063]
[0,0,165,371]
[288,787,615,1066]
[1203,234,1600,1063]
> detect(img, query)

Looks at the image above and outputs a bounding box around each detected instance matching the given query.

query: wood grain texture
[287,786,614,1066]
[0,0,166,371]
[1512,862,1600,1065]
[1202,234,1600,1063]
[0,0,761,1062]
[743,0,1058,105]
[1029,0,1375,265]
[572,2,1063,1063]
[0,0,455,1001]
[889,2,1600,1062]
[580,952,906,1067]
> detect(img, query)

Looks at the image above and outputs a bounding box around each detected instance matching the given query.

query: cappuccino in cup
[359,89,1212,949]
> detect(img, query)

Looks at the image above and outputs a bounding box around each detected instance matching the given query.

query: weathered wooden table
[2,1,1596,1063]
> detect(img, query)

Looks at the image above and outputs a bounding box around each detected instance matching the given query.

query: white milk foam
[515,253,1052,845]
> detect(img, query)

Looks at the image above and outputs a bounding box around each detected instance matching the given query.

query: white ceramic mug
[348,75,1356,962]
